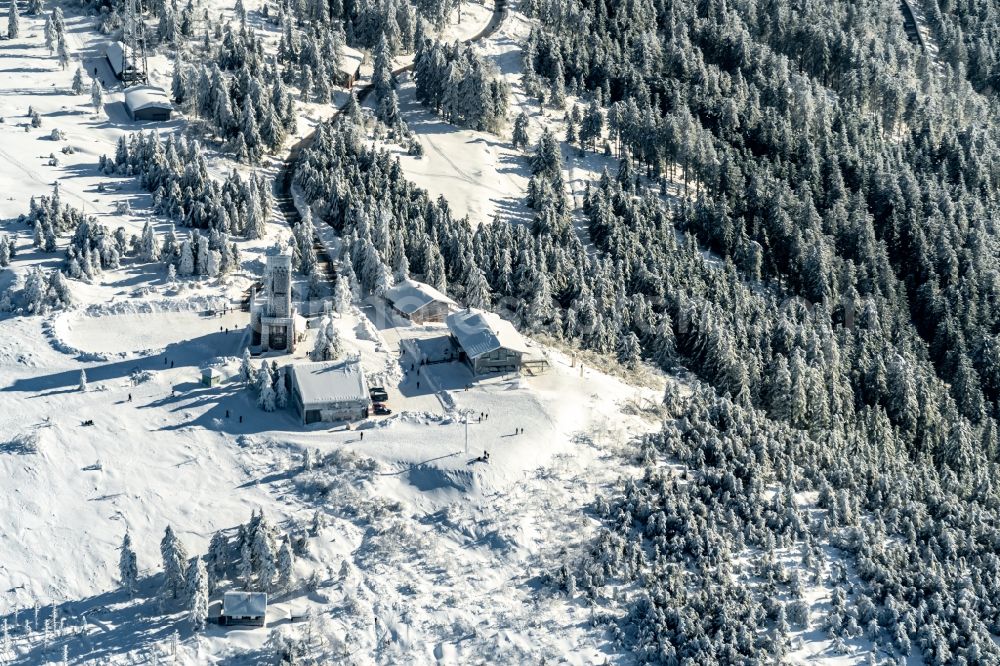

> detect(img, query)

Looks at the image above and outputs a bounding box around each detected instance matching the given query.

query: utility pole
[464,411,469,456]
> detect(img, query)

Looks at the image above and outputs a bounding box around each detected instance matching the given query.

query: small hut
[336,46,365,89]
[201,367,221,387]
[220,591,267,627]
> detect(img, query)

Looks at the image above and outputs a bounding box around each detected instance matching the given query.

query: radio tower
[121,0,148,85]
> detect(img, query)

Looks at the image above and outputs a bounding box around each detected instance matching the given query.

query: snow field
[54,308,248,355]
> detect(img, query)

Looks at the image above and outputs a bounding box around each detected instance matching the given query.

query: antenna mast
[121,0,148,85]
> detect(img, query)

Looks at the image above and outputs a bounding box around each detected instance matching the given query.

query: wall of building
[132,107,171,121]
[408,301,450,324]
[302,401,368,424]
[471,348,522,375]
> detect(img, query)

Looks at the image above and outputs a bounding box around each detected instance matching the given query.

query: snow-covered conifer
[512,111,530,150]
[206,531,227,590]
[252,515,277,589]
[160,525,188,600]
[178,238,194,275]
[464,266,492,310]
[276,373,289,408]
[333,275,351,313]
[139,221,159,262]
[240,348,254,383]
[238,537,252,590]
[7,0,20,39]
[195,233,209,275]
[56,35,69,70]
[119,532,138,596]
[185,558,208,630]
[90,78,103,114]
[258,381,277,411]
[71,67,86,95]
[277,537,295,589]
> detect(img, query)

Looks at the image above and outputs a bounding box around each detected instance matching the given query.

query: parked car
[373,402,392,416]
[369,387,389,402]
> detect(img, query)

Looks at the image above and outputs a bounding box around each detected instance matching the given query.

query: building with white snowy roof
[124,85,172,121]
[336,45,365,89]
[288,359,371,424]
[220,591,267,626]
[104,42,126,79]
[447,308,529,375]
[384,279,456,324]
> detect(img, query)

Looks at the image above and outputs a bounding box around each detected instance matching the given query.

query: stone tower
[250,252,297,353]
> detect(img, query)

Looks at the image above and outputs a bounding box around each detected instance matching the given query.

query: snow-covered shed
[447,308,529,375]
[336,45,365,89]
[124,85,173,121]
[104,42,125,79]
[220,591,267,627]
[201,367,221,387]
[384,279,456,324]
[288,359,371,424]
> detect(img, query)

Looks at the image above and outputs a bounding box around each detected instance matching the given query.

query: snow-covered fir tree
[7,0,20,39]
[185,558,208,630]
[277,537,294,589]
[118,532,138,597]
[71,66,86,94]
[159,525,188,600]
[310,316,342,361]
[90,78,102,113]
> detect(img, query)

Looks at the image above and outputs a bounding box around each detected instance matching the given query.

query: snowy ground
[0,283,664,664]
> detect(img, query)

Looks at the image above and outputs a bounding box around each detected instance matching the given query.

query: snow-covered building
[288,359,371,424]
[201,367,221,387]
[447,308,529,375]
[123,85,172,121]
[384,279,456,324]
[220,591,267,627]
[336,46,365,89]
[104,42,126,79]
[250,253,301,353]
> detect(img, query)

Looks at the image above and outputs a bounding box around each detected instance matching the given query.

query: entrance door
[269,327,287,350]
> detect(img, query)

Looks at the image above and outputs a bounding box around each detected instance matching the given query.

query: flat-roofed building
[288,359,371,424]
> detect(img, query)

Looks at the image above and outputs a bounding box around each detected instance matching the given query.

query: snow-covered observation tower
[250,252,302,353]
